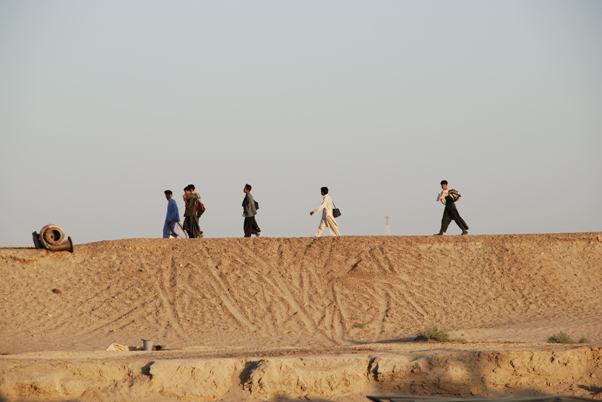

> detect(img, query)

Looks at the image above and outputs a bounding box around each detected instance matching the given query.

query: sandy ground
[0,233,601,401]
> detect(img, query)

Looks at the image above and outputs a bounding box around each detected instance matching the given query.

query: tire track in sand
[74,296,157,339]
[373,283,391,341]
[238,241,337,346]
[198,244,258,332]
[329,282,347,341]
[151,256,190,342]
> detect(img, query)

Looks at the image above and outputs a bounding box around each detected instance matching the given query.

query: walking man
[310,186,340,237]
[183,185,203,238]
[242,184,261,237]
[436,180,469,235]
[162,190,180,238]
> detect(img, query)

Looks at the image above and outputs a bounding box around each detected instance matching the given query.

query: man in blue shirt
[163,190,180,238]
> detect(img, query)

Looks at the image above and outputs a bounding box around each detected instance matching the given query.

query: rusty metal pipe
[33,224,74,252]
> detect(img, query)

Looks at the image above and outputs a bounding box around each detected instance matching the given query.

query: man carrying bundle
[183,184,204,238]
[436,180,469,236]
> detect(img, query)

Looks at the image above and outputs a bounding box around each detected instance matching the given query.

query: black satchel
[332,203,341,218]
[254,200,259,210]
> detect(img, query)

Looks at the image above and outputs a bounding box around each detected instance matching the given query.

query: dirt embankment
[1,233,601,401]
[0,346,601,401]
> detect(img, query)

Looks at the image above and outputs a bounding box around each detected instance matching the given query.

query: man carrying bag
[310,186,341,237]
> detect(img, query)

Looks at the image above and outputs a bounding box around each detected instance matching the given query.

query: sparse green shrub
[352,322,369,329]
[547,332,573,344]
[415,326,450,342]
[547,332,589,344]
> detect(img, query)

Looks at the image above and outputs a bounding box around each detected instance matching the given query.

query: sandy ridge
[1,233,601,400]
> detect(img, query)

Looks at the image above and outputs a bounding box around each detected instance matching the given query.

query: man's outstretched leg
[456,216,469,234]
[169,222,179,238]
[316,219,327,237]
[163,222,171,238]
[325,216,340,236]
[436,211,452,235]
[244,217,253,237]
[449,204,469,234]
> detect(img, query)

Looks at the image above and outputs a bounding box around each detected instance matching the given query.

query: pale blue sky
[1,0,601,245]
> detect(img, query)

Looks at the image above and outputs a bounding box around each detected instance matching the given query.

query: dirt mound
[1,233,601,353]
[1,233,601,401]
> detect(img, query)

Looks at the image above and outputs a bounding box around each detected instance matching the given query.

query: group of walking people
[162,183,264,239]
[162,184,205,239]
[163,180,469,239]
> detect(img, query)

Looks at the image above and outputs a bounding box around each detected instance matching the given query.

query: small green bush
[416,326,450,342]
[547,331,573,344]
[578,337,589,344]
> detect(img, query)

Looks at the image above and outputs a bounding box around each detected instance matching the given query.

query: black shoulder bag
[332,203,341,218]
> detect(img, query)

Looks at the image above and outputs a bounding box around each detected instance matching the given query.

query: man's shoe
[461,231,469,235]
[434,232,443,236]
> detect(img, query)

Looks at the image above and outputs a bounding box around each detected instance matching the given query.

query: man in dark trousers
[436,180,469,235]
[242,184,261,237]
[183,185,203,238]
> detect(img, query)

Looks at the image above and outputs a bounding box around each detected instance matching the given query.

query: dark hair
[164,190,173,196]
[321,186,329,195]
[184,185,191,191]
[440,180,448,185]
[245,184,252,191]
[188,184,195,191]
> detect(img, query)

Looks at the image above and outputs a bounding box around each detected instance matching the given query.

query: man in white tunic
[310,186,340,237]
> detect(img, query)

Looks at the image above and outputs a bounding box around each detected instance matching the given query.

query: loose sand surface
[1,233,601,401]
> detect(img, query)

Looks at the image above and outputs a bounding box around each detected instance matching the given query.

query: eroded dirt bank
[1,345,601,401]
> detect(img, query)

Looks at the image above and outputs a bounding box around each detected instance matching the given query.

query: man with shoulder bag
[242,184,261,237]
[310,186,341,237]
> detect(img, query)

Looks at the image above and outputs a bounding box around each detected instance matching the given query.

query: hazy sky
[1,0,601,245]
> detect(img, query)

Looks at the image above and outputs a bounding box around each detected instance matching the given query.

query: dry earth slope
[1,233,602,401]
[1,233,601,353]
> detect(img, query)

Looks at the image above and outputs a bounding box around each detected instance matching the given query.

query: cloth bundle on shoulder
[197,199,206,216]
[448,189,461,202]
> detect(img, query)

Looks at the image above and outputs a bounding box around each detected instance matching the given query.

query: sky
[1,0,601,245]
